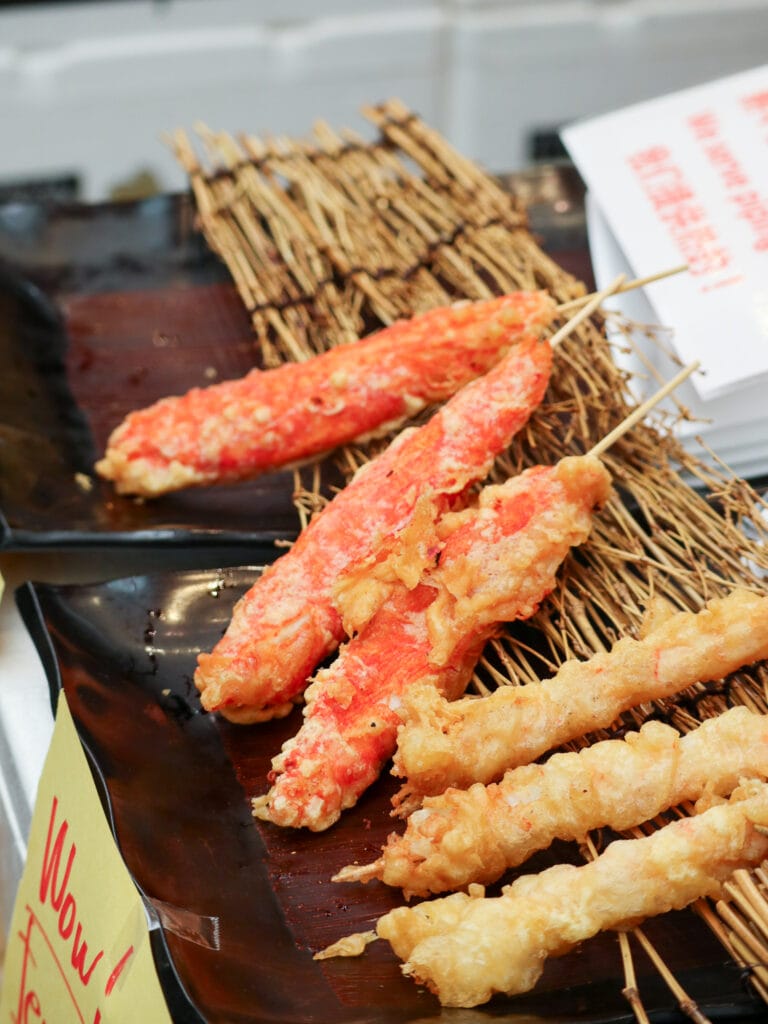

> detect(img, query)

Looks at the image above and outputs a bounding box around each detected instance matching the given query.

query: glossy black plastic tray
[17,566,764,1024]
[0,168,595,551]
[0,195,307,549]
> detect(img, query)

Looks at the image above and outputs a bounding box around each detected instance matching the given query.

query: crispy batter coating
[253,456,610,830]
[252,588,490,831]
[392,589,768,803]
[96,291,556,497]
[377,782,768,1007]
[195,333,553,721]
[338,706,768,894]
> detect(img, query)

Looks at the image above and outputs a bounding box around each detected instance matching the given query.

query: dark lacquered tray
[0,194,313,549]
[0,168,593,551]
[17,566,763,1024]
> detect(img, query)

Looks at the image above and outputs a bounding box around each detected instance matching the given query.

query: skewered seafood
[96,291,555,497]
[253,455,610,830]
[374,781,768,1007]
[252,588,489,831]
[194,332,553,722]
[392,588,768,804]
[336,705,768,895]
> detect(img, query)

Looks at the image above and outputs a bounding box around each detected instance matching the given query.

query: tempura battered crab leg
[370,781,768,1008]
[253,362,698,826]
[336,704,768,896]
[95,290,556,497]
[195,332,553,722]
[194,278,631,722]
[392,587,768,804]
[195,274,631,723]
[252,455,610,831]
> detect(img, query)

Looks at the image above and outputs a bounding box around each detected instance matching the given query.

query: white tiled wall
[449,0,768,172]
[0,1,448,198]
[1,0,768,200]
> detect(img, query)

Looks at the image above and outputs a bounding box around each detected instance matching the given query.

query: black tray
[0,194,309,549]
[17,566,764,1024]
[0,168,593,551]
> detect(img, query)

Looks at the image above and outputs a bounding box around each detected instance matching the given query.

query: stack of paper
[562,64,768,482]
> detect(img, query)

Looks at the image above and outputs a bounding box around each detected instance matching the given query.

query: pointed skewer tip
[332,860,384,885]
[557,264,689,315]
[588,360,700,459]
[548,273,627,350]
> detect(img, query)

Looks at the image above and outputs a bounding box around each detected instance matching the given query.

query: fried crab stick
[194,330,552,722]
[367,781,768,1007]
[193,278,632,723]
[95,290,556,497]
[253,363,696,830]
[336,704,768,895]
[95,267,679,498]
[252,454,611,831]
[392,587,768,806]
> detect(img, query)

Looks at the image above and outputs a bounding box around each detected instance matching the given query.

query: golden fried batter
[338,706,768,895]
[393,589,768,804]
[377,781,768,1007]
[256,456,610,830]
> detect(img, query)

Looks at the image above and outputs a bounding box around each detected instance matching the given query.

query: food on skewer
[371,781,768,1008]
[95,291,556,497]
[253,591,489,832]
[253,455,610,830]
[336,705,768,895]
[392,588,768,805]
[195,332,553,722]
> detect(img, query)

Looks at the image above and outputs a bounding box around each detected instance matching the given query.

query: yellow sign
[0,692,174,1023]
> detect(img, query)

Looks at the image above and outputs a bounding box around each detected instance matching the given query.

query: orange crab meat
[253,455,610,830]
[96,291,556,497]
[194,331,554,722]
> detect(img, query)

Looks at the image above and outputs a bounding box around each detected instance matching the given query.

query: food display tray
[17,567,764,1024]
[0,197,309,549]
[0,134,591,551]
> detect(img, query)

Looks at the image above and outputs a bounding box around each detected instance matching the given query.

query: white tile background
[1,0,768,199]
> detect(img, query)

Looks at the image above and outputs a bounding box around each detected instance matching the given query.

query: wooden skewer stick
[579,834,652,1024]
[631,928,714,1024]
[556,264,688,315]
[588,360,700,458]
[549,273,627,349]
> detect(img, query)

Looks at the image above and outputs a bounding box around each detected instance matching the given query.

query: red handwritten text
[687,108,768,254]
[8,796,138,1024]
[627,145,731,276]
[40,796,104,986]
[12,907,45,1024]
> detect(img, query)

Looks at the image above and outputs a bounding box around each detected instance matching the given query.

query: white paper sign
[562,64,768,399]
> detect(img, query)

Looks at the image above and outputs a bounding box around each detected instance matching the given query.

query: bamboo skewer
[619,931,651,1024]
[589,361,700,458]
[583,834,711,1024]
[575,839,654,1024]
[549,273,626,347]
[557,264,689,314]
[631,929,713,1024]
